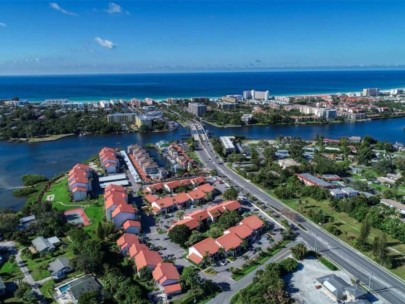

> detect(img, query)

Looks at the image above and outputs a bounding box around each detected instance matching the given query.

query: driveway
[15,250,44,296]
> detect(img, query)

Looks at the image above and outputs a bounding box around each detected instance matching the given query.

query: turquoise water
[58,284,70,293]
[1,70,405,101]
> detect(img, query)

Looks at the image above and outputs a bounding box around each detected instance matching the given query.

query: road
[207,245,293,304]
[190,121,405,304]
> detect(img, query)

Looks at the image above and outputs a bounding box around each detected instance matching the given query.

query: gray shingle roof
[69,276,101,300]
[49,257,70,274]
[32,236,54,252]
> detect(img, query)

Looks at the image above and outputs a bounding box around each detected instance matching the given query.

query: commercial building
[188,103,207,117]
[107,113,137,124]
[241,114,253,124]
[362,88,380,97]
[316,274,367,302]
[219,136,236,155]
[243,90,269,101]
[135,115,153,128]
[217,102,237,110]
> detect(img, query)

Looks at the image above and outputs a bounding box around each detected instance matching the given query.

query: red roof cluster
[68,163,91,195]
[187,214,265,264]
[99,147,118,171]
[150,183,215,214]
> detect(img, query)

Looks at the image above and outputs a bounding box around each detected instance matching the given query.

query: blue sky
[0,0,404,75]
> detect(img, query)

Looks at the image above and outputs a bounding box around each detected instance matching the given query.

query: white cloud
[49,2,77,16]
[0,22,7,28]
[106,2,129,15]
[95,37,116,49]
[107,2,122,14]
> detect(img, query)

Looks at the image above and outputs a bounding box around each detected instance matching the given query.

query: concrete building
[316,274,367,302]
[107,113,137,124]
[219,136,236,155]
[217,102,237,110]
[135,115,153,128]
[188,103,207,117]
[241,114,253,124]
[243,90,269,101]
[363,88,380,97]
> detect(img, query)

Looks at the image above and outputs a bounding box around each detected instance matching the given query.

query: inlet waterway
[1,117,405,210]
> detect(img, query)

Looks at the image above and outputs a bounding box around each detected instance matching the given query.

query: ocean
[1,70,405,101]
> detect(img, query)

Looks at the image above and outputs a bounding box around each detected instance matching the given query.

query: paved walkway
[206,244,294,304]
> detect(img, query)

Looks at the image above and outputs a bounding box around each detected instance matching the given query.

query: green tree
[216,211,242,230]
[168,224,191,247]
[291,243,308,260]
[181,266,202,292]
[78,291,99,304]
[357,217,371,245]
[223,187,238,200]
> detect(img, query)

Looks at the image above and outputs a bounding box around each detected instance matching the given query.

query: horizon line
[2,66,405,77]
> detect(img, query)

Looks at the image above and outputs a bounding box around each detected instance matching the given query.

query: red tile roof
[173,192,191,205]
[188,253,203,264]
[191,237,220,257]
[105,184,126,193]
[206,205,223,218]
[241,215,265,230]
[225,224,253,239]
[112,204,136,218]
[117,233,140,249]
[187,189,206,201]
[190,176,205,186]
[196,183,215,193]
[123,219,141,229]
[164,179,191,190]
[186,209,209,222]
[154,197,176,209]
[104,192,127,209]
[215,232,242,251]
[152,262,180,285]
[163,283,182,295]
[170,218,199,230]
[129,243,149,258]
[134,250,163,271]
[72,186,87,193]
[220,200,241,212]
[144,194,158,204]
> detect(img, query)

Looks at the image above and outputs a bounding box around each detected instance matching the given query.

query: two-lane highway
[191,121,405,304]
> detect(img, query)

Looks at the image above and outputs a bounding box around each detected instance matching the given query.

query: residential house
[58,275,102,304]
[152,262,180,287]
[164,179,191,193]
[341,187,358,198]
[207,205,224,222]
[112,204,137,229]
[134,250,163,271]
[170,217,200,231]
[104,190,128,220]
[215,232,242,256]
[187,237,221,264]
[185,209,210,223]
[99,147,119,174]
[117,233,140,255]
[220,200,241,212]
[330,188,346,199]
[187,189,207,205]
[49,257,72,280]
[144,194,158,205]
[240,215,265,238]
[224,224,254,242]
[32,236,56,253]
[123,219,141,234]
[129,242,149,259]
[297,173,333,188]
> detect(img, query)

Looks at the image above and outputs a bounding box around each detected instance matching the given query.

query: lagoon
[1,117,405,210]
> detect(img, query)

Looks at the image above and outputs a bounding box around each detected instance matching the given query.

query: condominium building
[107,113,137,124]
[188,103,207,117]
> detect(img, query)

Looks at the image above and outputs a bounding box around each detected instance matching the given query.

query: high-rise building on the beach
[362,88,379,97]
[188,103,207,117]
[243,90,269,101]
[107,113,137,124]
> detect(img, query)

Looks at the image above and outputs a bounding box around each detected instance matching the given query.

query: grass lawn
[280,196,405,280]
[40,279,55,300]
[84,202,105,236]
[45,176,71,210]
[0,260,22,281]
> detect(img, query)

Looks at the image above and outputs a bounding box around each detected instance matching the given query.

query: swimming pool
[58,284,71,293]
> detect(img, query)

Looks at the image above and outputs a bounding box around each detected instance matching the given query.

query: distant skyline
[1,0,405,75]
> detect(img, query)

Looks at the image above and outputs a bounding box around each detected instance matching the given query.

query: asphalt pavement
[191,121,405,304]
